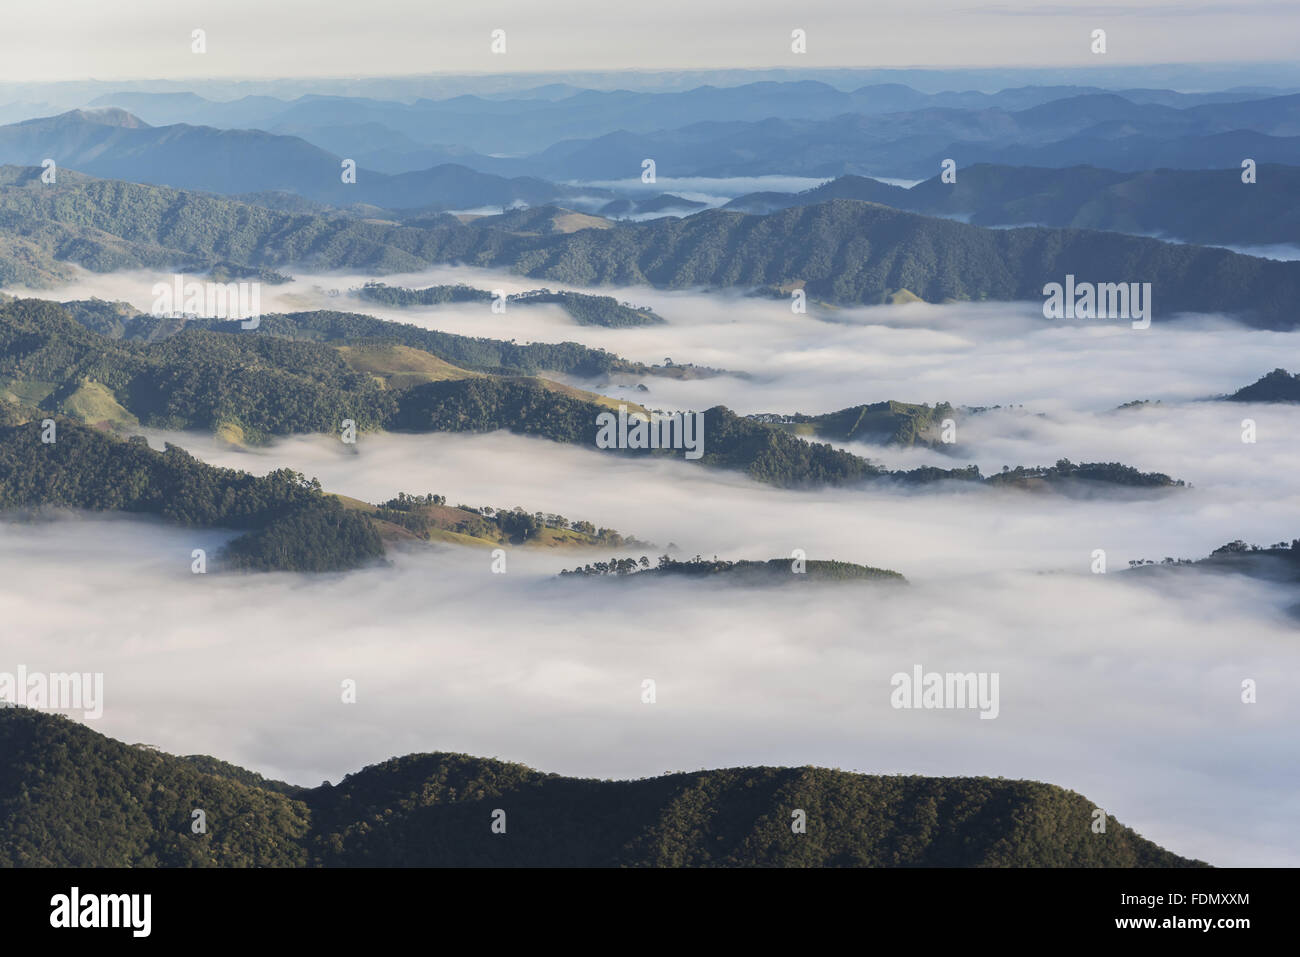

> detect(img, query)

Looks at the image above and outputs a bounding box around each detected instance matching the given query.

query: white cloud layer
[3,267,1299,866]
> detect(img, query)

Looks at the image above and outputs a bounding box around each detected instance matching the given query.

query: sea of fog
[1,514,1295,867]
[2,266,1299,865]
[18,264,1299,419]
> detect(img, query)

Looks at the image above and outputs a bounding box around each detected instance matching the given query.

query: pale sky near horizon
[1,0,1297,82]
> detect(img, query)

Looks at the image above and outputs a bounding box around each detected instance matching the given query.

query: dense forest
[0,419,383,571]
[0,709,1205,867]
[984,458,1182,489]
[2,169,1297,328]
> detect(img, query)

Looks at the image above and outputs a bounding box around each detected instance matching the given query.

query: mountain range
[80,81,1299,173]
[0,109,600,210]
[726,164,1300,247]
[2,168,1297,329]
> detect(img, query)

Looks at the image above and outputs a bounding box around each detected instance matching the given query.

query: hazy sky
[3,0,1298,81]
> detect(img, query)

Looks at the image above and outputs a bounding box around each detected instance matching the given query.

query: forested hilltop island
[0,710,1205,867]
[559,555,906,582]
[1224,368,1300,403]
[357,282,664,327]
[1127,537,1300,619]
[0,298,1184,493]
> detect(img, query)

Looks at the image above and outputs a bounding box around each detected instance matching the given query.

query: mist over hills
[78,81,1296,167]
[725,164,1300,246]
[7,105,1299,252]
[0,710,1204,867]
[2,168,1298,328]
[2,60,1298,875]
[7,81,1300,191]
[509,92,1300,180]
[0,110,600,210]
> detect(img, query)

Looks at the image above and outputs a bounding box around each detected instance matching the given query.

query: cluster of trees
[0,709,1204,867]
[375,493,637,546]
[1210,538,1300,555]
[380,492,447,509]
[358,283,662,327]
[0,419,383,572]
[560,556,652,576]
[358,282,492,306]
[986,458,1181,488]
[560,554,905,582]
[1130,538,1300,571]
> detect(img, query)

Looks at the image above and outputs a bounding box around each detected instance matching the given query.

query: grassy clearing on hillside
[335,343,479,389]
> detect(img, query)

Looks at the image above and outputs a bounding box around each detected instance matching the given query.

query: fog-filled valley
[5,265,1299,867]
[3,31,1300,881]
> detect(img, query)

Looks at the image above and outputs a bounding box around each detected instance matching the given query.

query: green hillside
[0,710,1205,868]
[0,299,1185,492]
[0,418,384,572]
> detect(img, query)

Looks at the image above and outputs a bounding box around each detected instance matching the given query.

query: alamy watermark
[151,273,262,329]
[595,405,705,460]
[890,664,999,719]
[0,665,103,719]
[50,887,150,937]
[1043,274,1151,329]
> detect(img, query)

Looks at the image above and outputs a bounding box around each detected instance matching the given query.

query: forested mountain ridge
[0,417,648,570]
[0,709,1206,867]
[0,299,1186,492]
[0,418,385,572]
[2,168,1298,328]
